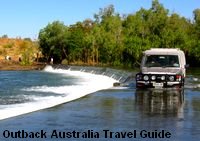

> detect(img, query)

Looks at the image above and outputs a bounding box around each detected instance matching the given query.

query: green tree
[82,19,99,65]
[148,0,169,48]
[94,5,124,66]
[37,1,200,67]
[190,9,200,61]
[38,21,69,63]
[160,13,191,51]
[123,8,151,66]
[67,22,85,63]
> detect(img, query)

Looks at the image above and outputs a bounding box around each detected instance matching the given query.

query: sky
[0,0,199,39]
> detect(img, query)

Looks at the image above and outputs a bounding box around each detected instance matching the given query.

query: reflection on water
[135,89,184,117]
[1,87,200,140]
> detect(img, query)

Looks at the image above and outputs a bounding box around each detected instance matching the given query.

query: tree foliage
[38,0,200,67]
[39,21,68,63]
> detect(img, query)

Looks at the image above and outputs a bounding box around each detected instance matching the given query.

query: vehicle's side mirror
[185,64,189,68]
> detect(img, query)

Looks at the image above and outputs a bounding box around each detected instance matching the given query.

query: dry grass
[0,38,44,70]
[0,38,39,61]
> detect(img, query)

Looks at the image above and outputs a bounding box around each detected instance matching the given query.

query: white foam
[0,66,118,120]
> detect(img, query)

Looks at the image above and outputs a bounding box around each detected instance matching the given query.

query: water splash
[0,65,118,120]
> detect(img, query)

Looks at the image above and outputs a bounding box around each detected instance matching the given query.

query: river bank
[0,60,45,71]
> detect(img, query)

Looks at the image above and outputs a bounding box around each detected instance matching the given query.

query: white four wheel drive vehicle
[136,48,186,88]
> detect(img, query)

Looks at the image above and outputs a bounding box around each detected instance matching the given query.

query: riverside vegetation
[38,0,200,67]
